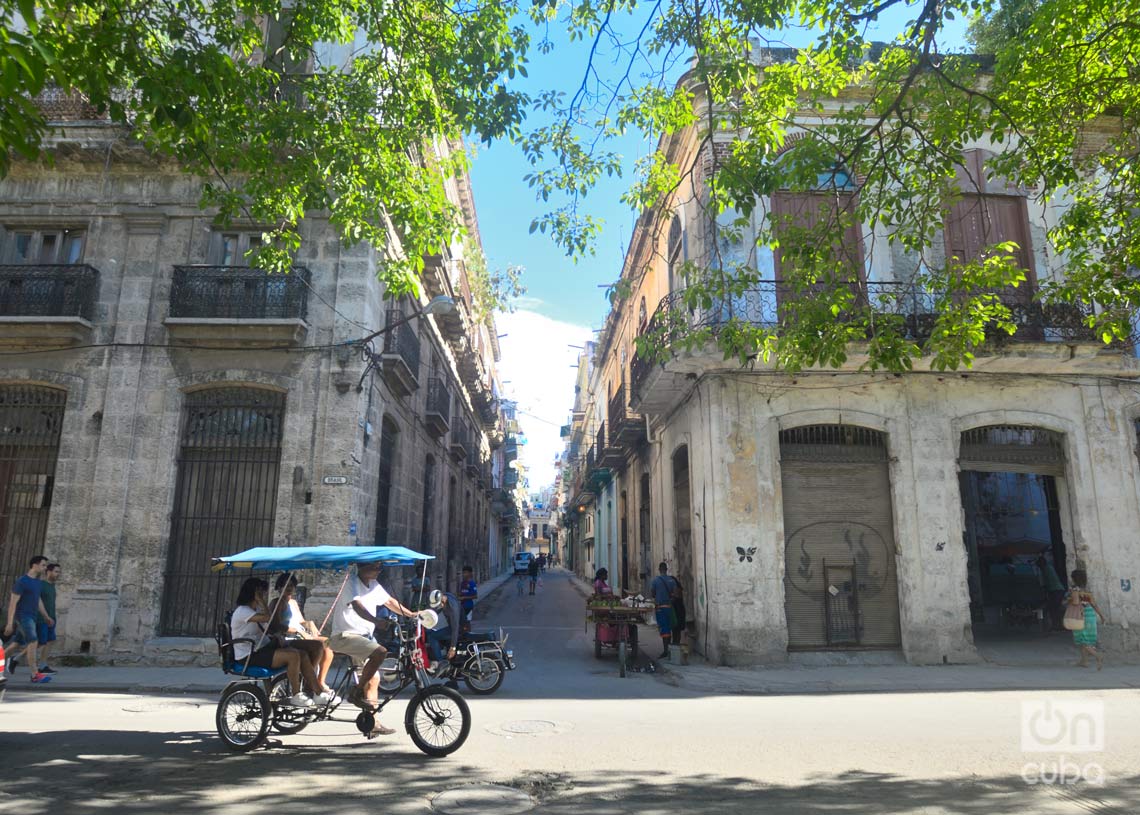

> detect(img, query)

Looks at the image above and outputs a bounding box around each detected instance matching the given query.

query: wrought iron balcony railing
[382,308,422,376]
[425,377,450,424]
[0,264,98,320]
[630,281,1101,396]
[169,265,310,320]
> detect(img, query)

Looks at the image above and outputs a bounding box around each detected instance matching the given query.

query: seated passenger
[230,577,327,707]
[425,588,461,670]
[327,561,417,737]
[272,573,337,702]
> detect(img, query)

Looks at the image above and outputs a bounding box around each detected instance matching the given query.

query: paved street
[3,569,1139,815]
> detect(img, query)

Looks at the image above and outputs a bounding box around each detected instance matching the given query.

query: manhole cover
[500,720,556,735]
[431,784,534,815]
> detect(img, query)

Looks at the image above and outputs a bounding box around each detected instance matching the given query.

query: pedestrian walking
[1065,568,1106,670]
[527,556,539,595]
[36,563,61,674]
[3,556,54,684]
[650,562,680,660]
[457,566,477,630]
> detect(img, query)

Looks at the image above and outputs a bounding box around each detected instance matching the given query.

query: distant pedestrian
[3,556,54,684]
[1066,569,1106,670]
[36,563,61,674]
[592,568,612,596]
[650,562,680,660]
[458,566,477,630]
[527,556,539,595]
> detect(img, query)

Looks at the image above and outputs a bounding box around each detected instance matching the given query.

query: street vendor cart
[586,595,654,677]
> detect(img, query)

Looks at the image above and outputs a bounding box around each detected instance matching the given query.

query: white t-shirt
[333,576,393,637]
[230,604,268,660]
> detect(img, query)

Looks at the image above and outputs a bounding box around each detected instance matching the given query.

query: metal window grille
[0,386,66,613]
[160,387,286,637]
[779,425,888,463]
[959,425,1065,468]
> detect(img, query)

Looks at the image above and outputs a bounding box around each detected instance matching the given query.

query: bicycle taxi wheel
[216,682,271,752]
[268,674,310,734]
[405,684,471,757]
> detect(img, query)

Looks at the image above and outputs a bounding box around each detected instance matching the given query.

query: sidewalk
[568,569,1140,695]
[4,570,518,696]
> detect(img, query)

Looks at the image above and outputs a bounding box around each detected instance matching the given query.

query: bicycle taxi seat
[214,622,285,680]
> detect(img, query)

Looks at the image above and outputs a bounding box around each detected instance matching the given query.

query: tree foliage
[0,0,535,295]
[524,0,1140,372]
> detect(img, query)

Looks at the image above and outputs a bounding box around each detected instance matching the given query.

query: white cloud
[496,310,592,491]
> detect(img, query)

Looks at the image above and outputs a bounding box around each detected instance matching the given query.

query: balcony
[380,309,421,396]
[608,383,646,452]
[465,433,482,477]
[629,281,1109,413]
[598,419,624,469]
[425,377,451,438]
[585,442,611,492]
[0,264,98,346]
[503,435,518,463]
[449,423,468,462]
[503,468,519,489]
[165,265,309,346]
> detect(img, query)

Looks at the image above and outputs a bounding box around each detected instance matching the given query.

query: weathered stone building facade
[0,111,520,662]
[562,62,1140,666]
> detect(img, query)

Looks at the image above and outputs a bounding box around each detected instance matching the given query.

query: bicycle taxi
[210,544,470,756]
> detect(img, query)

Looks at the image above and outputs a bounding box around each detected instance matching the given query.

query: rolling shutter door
[781,427,901,650]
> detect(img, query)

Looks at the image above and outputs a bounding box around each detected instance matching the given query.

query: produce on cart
[586,594,654,677]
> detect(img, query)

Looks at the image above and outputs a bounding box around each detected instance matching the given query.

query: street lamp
[356,295,456,391]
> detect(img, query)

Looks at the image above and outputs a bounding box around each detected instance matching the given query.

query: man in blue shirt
[4,555,54,684]
[457,566,477,629]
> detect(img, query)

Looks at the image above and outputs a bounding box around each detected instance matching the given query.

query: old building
[562,54,1140,666]
[0,92,516,663]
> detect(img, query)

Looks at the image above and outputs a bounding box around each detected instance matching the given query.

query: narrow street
[2,570,1139,814]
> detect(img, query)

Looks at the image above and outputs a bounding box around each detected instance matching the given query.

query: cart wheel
[618,641,628,677]
[405,684,471,758]
[464,656,504,695]
[268,674,310,735]
[378,658,403,694]
[216,683,270,752]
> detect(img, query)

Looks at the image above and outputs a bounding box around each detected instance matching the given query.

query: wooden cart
[586,598,652,677]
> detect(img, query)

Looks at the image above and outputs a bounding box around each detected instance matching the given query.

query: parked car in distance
[513,552,534,574]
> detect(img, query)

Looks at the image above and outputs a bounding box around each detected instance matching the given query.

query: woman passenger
[230,577,324,707]
[273,573,337,699]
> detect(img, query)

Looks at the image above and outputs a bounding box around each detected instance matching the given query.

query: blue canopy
[212,545,433,572]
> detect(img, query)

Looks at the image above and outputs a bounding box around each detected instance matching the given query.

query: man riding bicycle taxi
[327,561,417,736]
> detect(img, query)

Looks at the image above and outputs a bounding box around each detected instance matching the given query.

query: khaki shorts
[328,632,385,666]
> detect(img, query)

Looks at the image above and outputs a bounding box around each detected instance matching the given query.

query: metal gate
[0,385,66,617]
[780,425,901,649]
[160,387,286,636]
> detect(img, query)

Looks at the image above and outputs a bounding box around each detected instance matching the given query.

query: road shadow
[0,727,1133,815]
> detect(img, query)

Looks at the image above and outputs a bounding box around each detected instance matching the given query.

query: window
[771,189,863,282]
[638,296,647,330]
[210,231,264,266]
[2,228,85,264]
[421,455,436,554]
[374,418,399,545]
[667,215,683,292]
[944,150,1035,298]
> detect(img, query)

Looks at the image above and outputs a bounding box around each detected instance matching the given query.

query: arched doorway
[162,387,285,636]
[780,425,901,650]
[959,425,1068,637]
[0,385,66,602]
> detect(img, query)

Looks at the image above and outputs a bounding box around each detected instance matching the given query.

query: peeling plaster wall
[632,372,1140,666]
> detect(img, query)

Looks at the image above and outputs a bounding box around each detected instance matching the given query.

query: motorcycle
[380,627,515,696]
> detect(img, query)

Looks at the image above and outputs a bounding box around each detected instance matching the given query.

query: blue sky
[473,6,970,490]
